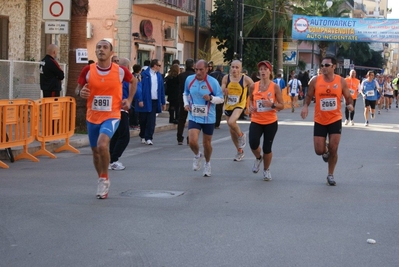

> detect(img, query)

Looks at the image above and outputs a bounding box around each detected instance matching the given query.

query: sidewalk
[0,112,177,160]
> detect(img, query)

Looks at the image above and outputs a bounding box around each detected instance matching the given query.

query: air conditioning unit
[165,28,175,40]
[87,22,93,39]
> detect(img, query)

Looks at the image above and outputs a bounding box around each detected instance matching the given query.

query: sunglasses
[320,63,333,68]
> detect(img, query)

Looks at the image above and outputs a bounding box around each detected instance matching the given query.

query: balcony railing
[180,10,211,29]
[134,0,195,16]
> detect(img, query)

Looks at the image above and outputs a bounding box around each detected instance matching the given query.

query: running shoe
[146,140,153,145]
[263,169,272,181]
[344,119,349,125]
[141,138,146,144]
[109,161,126,171]
[371,113,375,119]
[322,140,329,163]
[203,162,211,177]
[193,152,203,171]
[291,107,295,113]
[252,156,262,173]
[365,121,369,126]
[178,141,183,145]
[326,174,336,186]
[237,133,246,149]
[396,104,398,108]
[351,120,354,126]
[96,178,110,199]
[234,151,245,162]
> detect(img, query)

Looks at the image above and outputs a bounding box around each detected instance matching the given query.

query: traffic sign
[45,21,69,34]
[43,0,71,21]
[344,59,350,69]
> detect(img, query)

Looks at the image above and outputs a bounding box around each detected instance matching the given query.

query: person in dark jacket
[165,64,180,124]
[176,58,195,145]
[39,44,65,97]
[209,64,225,129]
[135,59,166,145]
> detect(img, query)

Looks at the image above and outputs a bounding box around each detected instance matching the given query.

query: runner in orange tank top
[75,40,136,199]
[300,57,353,186]
[248,60,284,181]
[344,70,360,125]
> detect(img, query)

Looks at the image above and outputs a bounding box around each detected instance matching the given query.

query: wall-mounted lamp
[132,32,140,37]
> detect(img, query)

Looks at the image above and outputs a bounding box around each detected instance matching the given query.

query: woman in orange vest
[248,60,284,181]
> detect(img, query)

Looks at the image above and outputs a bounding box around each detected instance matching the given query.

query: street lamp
[326,0,333,9]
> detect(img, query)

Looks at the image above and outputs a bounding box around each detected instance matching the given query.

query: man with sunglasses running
[300,57,353,186]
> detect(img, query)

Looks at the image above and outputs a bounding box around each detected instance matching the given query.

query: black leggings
[249,121,278,154]
[345,99,357,120]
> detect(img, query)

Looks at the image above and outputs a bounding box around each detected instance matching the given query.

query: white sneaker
[351,120,354,126]
[141,138,146,144]
[109,161,125,171]
[238,133,246,149]
[252,156,262,173]
[233,151,245,162]
[344,119,349,125]
[263,169,272,181]
[192,152,203,171]
[96,178,110,199]
[146,140,153,145]
[203,162,211,177]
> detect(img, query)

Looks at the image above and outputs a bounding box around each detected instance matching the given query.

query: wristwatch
[209,95,213,101]
[76,88,81,96]
[271,103,276,109]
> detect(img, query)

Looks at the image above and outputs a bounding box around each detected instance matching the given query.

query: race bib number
[92,95,112,111]
[366,90,375,96]
[256,99,272,112]
[349,89,355,95]
[227,95,239,105]
[192,104,208,117]
[320,98,337,111]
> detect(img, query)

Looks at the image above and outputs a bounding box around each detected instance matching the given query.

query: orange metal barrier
[0,99,38,169]
[34,97,79,158]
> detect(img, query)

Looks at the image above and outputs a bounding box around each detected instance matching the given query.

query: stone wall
[0,0,27,60]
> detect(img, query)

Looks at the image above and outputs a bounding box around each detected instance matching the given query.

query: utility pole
[194,0,200,61]
[234,0,238,59]
[238,0,244,61]
[271,0,276,70]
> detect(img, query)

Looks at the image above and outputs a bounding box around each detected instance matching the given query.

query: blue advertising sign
[292,15,399,43]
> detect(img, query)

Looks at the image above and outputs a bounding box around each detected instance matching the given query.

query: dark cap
[257,60,272,72]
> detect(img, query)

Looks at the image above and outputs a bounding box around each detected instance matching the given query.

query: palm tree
[243,0,292,72]
[67,0,89,132]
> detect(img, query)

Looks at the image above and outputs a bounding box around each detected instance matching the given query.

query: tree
[67,0,89,132]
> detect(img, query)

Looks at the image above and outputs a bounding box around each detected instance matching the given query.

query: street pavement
[1,101,399,267]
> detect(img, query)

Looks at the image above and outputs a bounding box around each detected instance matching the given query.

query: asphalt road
[1,102,399,267]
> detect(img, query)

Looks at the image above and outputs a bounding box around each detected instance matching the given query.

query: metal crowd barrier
[0,99,38,169]
[0,97,79,169]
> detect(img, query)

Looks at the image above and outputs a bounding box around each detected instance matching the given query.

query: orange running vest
[86,63,122,124]
[314,75,342,125]
[250,81,277,125]
[345,77,360,100]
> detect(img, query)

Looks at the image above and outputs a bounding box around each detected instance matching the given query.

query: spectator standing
[207,61,214,74]
[135,59,166,145]
[39,44,65,97]
[108,58,137,171]
[176,59,195,145]
[183,59,224,177]
[75,40,135,199]
[129,64,141,130]
[165,64,180,124]
[392,73,399,108]
[299,70,310,97]
[209,64,225,129]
